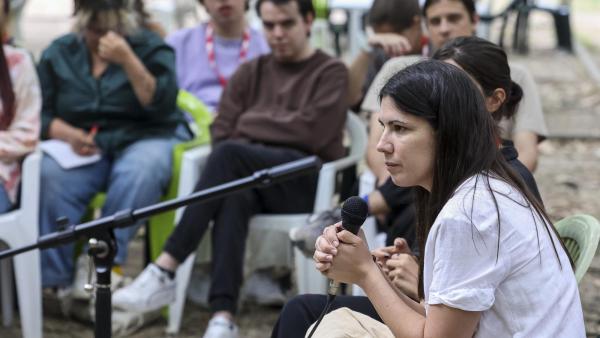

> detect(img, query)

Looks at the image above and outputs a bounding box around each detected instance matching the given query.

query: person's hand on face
[368,33,412,57]
[98,31,134,65]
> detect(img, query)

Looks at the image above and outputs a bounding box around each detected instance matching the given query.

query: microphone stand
[0,156,321,338]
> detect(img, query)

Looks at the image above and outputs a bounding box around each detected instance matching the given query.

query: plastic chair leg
[167,253,196,335]
[1,259,13,327]
[552,6,572,51]
[13,250,42,338]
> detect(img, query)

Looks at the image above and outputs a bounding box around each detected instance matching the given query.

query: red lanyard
[205,23,250,88]
[421,36,430,57]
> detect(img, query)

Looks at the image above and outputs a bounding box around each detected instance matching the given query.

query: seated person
[113,0,349,337]
[167,0,272,307]
[271,36,545,338]
[308,60,583,338]
[347,0,424,109]
[37,0,188,298]
[364,0,547,173]
[0,0,40,213]
[167,0,269,114]
[361,0,547,247]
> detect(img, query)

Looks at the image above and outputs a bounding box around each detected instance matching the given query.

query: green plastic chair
[555,214,600,284]
[87,89,213,262]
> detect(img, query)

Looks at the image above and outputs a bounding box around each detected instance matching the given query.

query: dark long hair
[0,0,15,130]
[379,60,565,299]
[433,36,523,121]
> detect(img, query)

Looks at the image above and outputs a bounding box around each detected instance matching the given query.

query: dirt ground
[0,3,599,338]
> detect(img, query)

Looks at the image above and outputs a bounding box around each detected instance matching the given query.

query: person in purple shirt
[166,0,270,113]
[163,0,274,312]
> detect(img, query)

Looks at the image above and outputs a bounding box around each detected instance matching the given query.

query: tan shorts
[306,307,394,338]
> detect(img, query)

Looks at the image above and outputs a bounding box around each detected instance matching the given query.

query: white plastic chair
[0,151,42,338]
[166,113,368,334]
[146,0,200,34]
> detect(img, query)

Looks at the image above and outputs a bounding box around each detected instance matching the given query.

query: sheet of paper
[40,140,101,170]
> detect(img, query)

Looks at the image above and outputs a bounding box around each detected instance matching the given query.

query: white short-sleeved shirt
[423,175,585,338]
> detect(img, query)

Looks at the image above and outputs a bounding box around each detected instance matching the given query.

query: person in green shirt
[37,0,189,299]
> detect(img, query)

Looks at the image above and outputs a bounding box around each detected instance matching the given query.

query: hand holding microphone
[313,197,372,293]
[307,197,370,338]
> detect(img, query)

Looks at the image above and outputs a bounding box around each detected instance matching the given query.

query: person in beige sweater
[0,0,40,212]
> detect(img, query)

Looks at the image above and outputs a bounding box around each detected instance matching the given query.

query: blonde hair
[73,0,145,36]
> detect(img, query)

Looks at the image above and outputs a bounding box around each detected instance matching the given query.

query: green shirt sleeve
[131,32,179,118]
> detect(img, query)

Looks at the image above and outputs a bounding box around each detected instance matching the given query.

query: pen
[89,124,99,135]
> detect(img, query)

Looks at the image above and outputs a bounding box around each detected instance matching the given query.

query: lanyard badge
[205,23,250,88]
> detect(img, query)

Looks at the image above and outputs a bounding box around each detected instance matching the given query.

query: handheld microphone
[327,196,369,295]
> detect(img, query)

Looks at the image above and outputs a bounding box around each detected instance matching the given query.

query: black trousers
[271,294,381,338]
[163,140,318,314]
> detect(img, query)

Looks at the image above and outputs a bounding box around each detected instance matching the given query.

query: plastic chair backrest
[555,214,600,283]
[312,0,328,19]
[0,151,42,338]
[312,113,367,213]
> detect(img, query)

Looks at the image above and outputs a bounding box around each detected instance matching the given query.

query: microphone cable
[306,196,368,338]
[306,292,336,338]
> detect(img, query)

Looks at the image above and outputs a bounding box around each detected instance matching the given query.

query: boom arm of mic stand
[0,155,322,260]
[254,155,323,185]
[0,155,320,338]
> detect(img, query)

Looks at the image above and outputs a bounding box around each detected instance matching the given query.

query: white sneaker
[202,316,239,338]
[112,264,175,312]
[241,271,286,306]
[42,286,73,318]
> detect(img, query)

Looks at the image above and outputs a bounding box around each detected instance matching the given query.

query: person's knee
[113,146,173,187]
[281,294,319,318]
[209,140,253,164]
[40,155,68,189]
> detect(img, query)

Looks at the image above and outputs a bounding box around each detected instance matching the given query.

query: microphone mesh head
[341,196,368,235]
